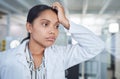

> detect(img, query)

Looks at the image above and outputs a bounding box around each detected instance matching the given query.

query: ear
[26,22,32,33]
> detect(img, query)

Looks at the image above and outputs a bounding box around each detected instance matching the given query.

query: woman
[0,2,104,79]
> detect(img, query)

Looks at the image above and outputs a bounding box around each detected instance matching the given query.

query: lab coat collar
[14,40,53,70]
[14,40,58,77]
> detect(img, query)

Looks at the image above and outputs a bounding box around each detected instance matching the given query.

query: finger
[52,3,59,10]
[52,4,58,9]
[52,2,63,8]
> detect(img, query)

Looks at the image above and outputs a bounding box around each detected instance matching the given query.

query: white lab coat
[0,21,104,79]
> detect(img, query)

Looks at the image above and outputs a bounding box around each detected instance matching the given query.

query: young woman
[0,2,104,79]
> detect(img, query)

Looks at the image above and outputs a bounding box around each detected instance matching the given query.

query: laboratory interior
[0,0,120,79]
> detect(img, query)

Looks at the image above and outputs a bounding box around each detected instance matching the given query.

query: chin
[45,43,54,47]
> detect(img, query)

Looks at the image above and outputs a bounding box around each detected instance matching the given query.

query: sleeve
[63,21,105,70]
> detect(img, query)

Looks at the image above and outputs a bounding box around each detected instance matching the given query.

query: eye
[42,23,48,27]
[55,25,59,29]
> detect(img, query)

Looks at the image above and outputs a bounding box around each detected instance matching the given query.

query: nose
[49,30,55,34]
[48,26,56,35]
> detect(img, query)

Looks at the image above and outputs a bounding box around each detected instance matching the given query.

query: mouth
[46,36,56,42]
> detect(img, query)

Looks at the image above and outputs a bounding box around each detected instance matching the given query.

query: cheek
[33,24,46,34]
[32,27,46,39]
[36,29,47,37]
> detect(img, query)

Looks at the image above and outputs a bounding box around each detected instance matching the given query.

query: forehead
[38,10,58,22]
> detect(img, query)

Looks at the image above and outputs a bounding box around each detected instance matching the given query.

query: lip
[46,36,56,42]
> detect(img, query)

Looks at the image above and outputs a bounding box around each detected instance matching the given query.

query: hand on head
[52,2,70,30]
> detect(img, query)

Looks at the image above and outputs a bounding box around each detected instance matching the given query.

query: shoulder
[50,44,77,52]
[0,48,14,57]
[0,48,15,62]
[0,44,24,65]
[48,44,73,56]
[51,44,77,52]
[50,45,65,52]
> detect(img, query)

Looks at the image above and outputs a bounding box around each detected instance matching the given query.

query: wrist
[60,17,70,30]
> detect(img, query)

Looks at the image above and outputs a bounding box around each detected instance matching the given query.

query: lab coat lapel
[44,46,58,78]
[15,41,29,70]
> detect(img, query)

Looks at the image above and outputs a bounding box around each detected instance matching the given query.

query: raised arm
[52,2,105,69]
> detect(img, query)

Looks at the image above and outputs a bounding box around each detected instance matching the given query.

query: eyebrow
[40,19,59,24]
[40,19,50,22]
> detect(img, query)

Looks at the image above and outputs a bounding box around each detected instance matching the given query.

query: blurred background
[0,0,120,79]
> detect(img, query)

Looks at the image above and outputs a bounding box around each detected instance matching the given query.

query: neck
[28,39,45,56]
